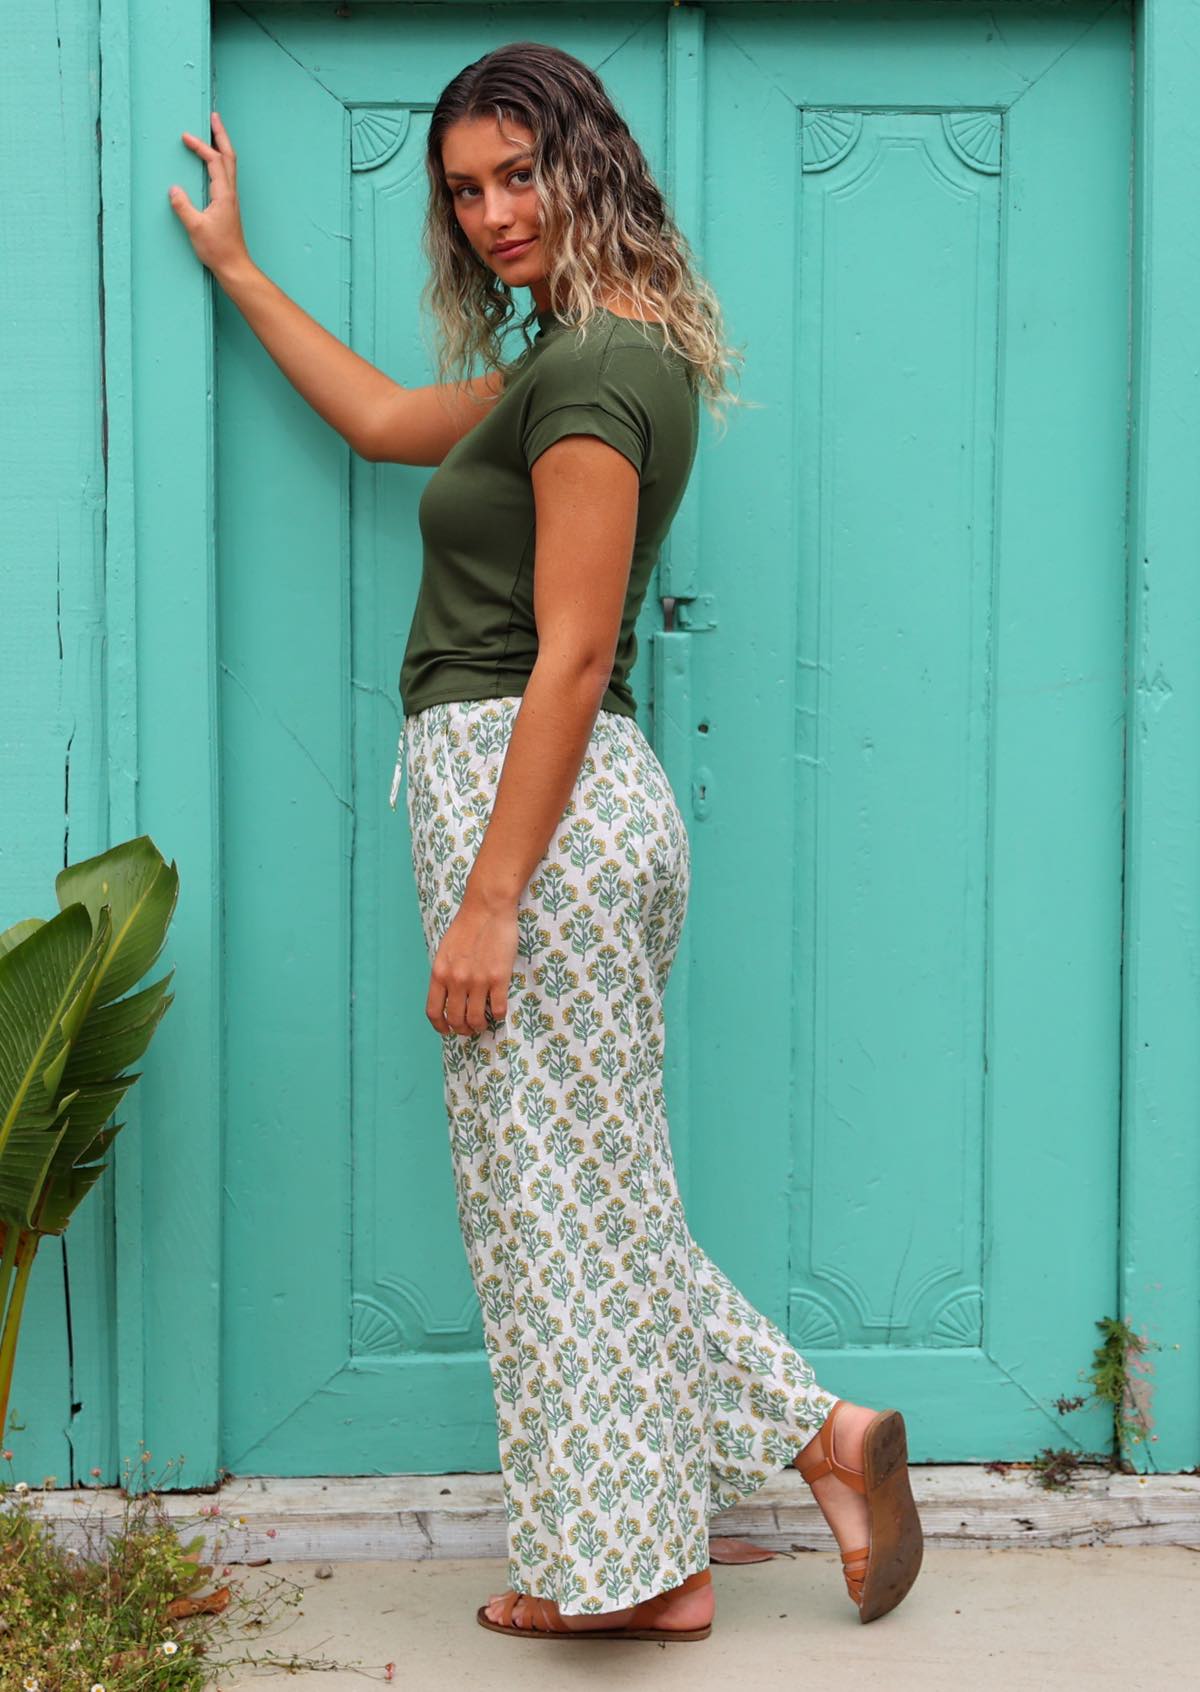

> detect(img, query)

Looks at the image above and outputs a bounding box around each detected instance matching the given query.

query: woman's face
[441,114,549,306]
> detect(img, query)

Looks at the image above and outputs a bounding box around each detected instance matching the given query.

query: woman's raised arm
[170,110,501,466]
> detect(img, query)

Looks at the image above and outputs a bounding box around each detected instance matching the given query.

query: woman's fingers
[426,979,456,1034]
[180,130,221,171]
[441,998,464,1035]
[211,109,237,166]
[181,114,234,182]
[167,186,189,221]
[429,982,498,1036]
[467,984,492,1034]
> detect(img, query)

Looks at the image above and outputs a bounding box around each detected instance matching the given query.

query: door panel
[213,3,676,1475]
[214,2,1130,1473]
[698,4,1129,1453]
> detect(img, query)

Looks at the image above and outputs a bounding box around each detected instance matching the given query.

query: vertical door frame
[1120,0,1200,1472]
[100,0,1200,1479]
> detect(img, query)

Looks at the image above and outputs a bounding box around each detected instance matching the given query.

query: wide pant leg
[395,696,838,1616]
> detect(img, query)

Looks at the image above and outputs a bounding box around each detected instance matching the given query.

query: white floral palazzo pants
[390,696,839,1615]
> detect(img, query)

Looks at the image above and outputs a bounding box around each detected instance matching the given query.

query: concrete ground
[209,1546,1193,1690]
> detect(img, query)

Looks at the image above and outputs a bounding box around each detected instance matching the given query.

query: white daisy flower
[159,1640,179,1656]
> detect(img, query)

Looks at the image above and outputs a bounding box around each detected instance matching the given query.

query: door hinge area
[660,592,716,632]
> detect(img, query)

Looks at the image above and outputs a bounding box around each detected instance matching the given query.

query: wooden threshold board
[26,1466,1200,1562]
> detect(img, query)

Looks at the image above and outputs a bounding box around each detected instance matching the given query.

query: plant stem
[0,1228,40,1442]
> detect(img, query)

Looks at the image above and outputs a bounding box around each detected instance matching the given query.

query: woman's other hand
[169,110,252,279]
[427,890,518,1038]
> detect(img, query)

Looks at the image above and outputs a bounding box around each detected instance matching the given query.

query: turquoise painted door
[213,2,1130,1475]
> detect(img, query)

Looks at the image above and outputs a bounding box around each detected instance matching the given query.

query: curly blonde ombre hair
[419,40,749,431]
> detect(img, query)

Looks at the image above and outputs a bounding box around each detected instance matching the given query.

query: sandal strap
[529,1594,567,1632]
[840,1544,870,1601]
[494,1589,568,1632]
[794,1399,868,1495]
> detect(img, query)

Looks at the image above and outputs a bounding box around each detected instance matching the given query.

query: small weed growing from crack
[1091,1315,1158,1468]
[1030,1447,1085,1490]
[1028,1315,1161,1491]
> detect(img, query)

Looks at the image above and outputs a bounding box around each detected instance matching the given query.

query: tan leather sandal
[793,1398,923,1623]
[476,1565,713,1641]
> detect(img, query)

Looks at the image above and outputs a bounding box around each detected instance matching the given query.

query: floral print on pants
[392,696,839,1615]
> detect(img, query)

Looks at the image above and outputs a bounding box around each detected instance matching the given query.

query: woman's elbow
[532,645,614,700]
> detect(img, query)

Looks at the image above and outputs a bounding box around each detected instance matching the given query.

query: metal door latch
[660,592,716,632]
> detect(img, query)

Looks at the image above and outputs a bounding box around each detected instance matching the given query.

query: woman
[170,39,922,1643]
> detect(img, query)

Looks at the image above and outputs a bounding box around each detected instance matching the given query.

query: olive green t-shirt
[398,305,700,719]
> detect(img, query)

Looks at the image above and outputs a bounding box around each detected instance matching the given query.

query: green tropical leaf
[0,834,181,1447]
[0,903,112,1228]
[0,918,45,960]
[0,836,179,1235]
[55,834,179,1007]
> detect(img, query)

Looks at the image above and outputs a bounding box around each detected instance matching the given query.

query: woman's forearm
[465,656,611,911]
[215,258,397,460]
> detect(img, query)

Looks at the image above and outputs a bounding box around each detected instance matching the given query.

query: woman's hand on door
[169,110,253,283]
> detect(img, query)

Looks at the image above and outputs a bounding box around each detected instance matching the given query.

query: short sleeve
[521,340,655,476]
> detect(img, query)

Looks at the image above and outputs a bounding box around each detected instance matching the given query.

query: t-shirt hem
[400,675,637,721]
